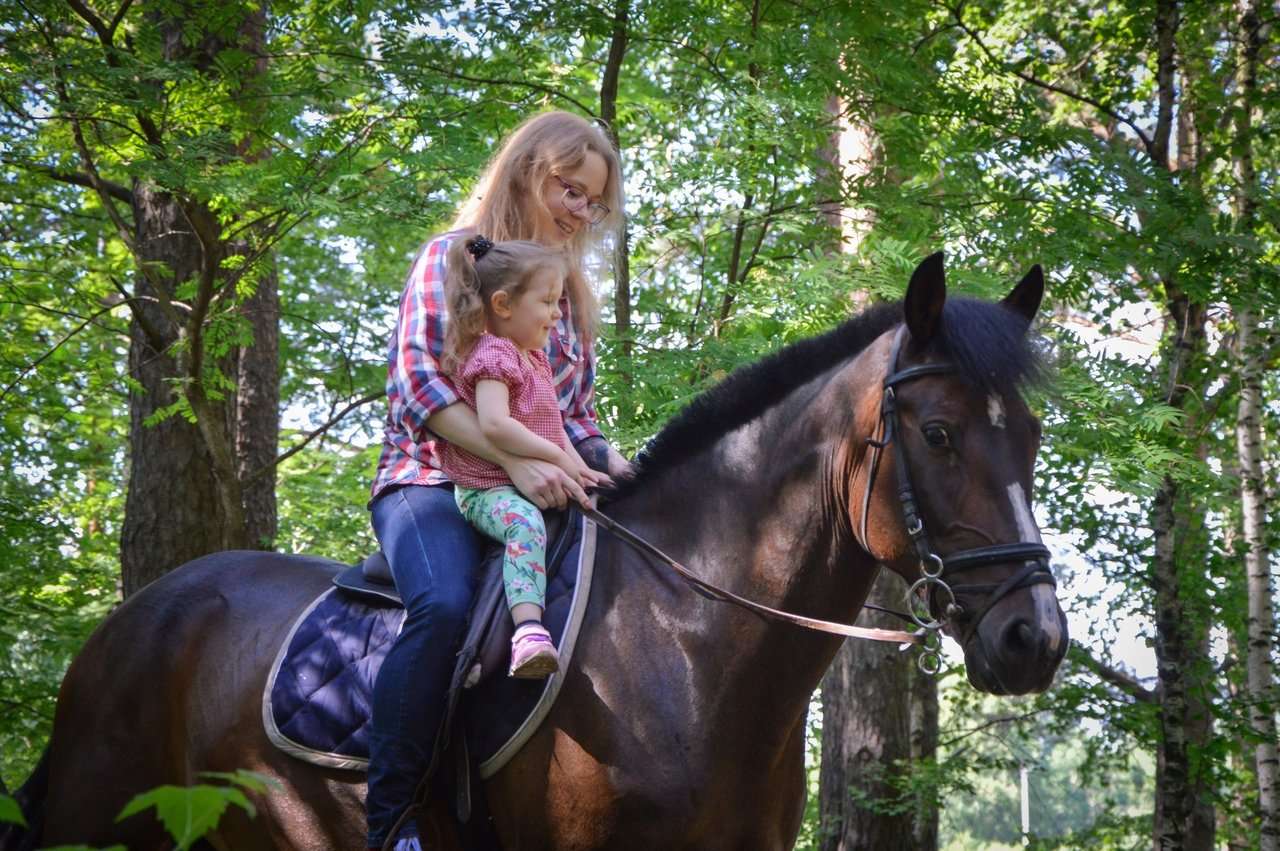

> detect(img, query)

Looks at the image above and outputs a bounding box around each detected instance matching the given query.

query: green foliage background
[1,0,1276,847]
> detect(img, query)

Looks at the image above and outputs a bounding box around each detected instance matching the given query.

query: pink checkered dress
[371,232,602,501]
[439,335,566,489]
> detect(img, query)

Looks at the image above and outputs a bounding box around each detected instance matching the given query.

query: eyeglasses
[553,175,610,226]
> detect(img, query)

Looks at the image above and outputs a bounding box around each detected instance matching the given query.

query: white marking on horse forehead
[987,394,1007,429]
[1006,482,1062,653]
[1006,482,1041,544]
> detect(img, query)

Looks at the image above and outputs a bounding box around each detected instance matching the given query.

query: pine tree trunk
[233,255,280,551]
[122,186,230,595]
[1150,288,1215,851]
[819,575,915,851]
[816,90,934,849]
[910,656,939,849]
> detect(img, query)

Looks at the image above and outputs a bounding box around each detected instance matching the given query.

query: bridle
[854,326,1055,670]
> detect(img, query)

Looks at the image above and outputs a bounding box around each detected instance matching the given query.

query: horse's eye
[922,424,951,448]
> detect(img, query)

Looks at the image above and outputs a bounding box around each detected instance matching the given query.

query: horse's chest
[494,727,796,851]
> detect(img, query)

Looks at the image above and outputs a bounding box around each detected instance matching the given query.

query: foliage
[1,0,1277,847]
[0,794,25,827]
[115,771,275,851]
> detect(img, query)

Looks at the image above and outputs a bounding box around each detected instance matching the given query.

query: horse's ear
[1002,265,1045,329]
[904,251,946,346]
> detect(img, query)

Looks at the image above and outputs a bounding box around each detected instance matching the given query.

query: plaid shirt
[371,232,602,500]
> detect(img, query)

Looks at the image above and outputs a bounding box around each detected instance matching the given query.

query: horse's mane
[607,297,1042,500]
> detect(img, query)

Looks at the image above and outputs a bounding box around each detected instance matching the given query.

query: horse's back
[43,551,342,847]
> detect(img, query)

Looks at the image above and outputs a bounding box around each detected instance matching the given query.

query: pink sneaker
[509,623,559,679]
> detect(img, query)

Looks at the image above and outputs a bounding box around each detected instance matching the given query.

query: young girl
[367,110,628,851]
[439,235,609,677]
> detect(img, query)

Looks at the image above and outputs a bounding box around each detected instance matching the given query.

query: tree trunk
[816,86,935,849]
[600,0,632,364]
[1150,287,1215,851]
[233,255,280,551]
[1232,4,1278,845]
[120,3,278,594]
[819,575,915,851]
[909,654,939,849]
[122,185,230,594]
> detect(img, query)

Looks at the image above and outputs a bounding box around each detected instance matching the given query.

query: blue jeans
[366,483,483,847]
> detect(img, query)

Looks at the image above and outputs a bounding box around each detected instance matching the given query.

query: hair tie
[467,236,494,261]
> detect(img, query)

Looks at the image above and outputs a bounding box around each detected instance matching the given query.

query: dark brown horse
[12,254,1067,850]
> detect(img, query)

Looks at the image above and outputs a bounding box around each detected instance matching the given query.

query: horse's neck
[603,356,881,746]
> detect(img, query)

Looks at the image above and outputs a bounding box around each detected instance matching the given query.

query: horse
[9,253,1067,850]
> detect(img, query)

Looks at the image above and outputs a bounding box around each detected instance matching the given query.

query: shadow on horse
[5,253,1068,850]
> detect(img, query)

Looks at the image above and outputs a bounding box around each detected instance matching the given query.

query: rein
[588,324,1056,671]
[581,506,924,646]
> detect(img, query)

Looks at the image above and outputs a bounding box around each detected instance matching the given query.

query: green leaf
[116,783,256,850]
[0,793,27,827]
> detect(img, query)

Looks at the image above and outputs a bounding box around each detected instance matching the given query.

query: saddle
[262,506,598,846]
[331,508,576,689]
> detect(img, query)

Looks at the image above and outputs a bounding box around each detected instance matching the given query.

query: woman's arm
[471,381,599,506]
[574,435,633,479]
[427,403,587,509]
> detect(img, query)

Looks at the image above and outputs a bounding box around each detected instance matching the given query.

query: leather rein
[587,325,1056,667]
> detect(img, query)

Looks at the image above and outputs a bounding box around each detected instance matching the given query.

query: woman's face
[527,150,610,247]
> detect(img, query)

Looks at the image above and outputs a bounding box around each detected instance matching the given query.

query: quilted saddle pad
[262,509,596,775]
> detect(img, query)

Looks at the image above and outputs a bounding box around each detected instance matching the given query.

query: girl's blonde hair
[452,111,623,342]
[442,235,568,375]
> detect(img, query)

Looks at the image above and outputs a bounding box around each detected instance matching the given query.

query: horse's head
[847,253,1068,695]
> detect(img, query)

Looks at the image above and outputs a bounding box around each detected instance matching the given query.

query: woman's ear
[489,290,513,319]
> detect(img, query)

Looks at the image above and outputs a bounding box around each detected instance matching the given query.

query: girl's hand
[576,466,613,491]
[503,456,588,510]
[554,450,612,507]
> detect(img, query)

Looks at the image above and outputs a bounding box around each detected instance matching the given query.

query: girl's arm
[474,380,569,463]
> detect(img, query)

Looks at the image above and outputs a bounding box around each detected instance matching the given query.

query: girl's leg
[366,484,482,849]
[455,486,558,678]
[454,486,549,613]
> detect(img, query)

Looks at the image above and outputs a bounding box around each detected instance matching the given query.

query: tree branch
[946,3,1155,156]
[1069,644,1158,703]
[247,391,382,482]
[4,158,134,204]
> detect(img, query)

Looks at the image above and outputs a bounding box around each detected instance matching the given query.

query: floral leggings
[454,485,548,610]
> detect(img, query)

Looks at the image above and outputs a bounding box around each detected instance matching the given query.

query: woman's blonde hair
[442,235,568,375]
[452,111,624,342]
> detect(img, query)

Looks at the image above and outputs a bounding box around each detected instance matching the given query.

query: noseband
[855,326,1055,669]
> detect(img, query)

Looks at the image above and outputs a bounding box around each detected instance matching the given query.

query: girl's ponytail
[442,234,488,375]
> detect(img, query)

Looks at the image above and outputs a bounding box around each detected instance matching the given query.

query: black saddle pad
[262,508,592,773]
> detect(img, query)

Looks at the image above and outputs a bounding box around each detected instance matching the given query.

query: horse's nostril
[1000,620,1036,656]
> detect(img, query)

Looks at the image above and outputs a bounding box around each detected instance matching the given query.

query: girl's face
[528,151,610,247]
[495,265,564,351]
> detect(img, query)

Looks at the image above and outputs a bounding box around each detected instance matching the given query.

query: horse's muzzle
[962,601,1069,695]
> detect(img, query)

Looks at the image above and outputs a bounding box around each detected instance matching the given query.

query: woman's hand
[605,445,633,479]
[503,456,588,510]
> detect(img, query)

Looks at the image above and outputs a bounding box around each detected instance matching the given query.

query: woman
[366,111,629,851]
